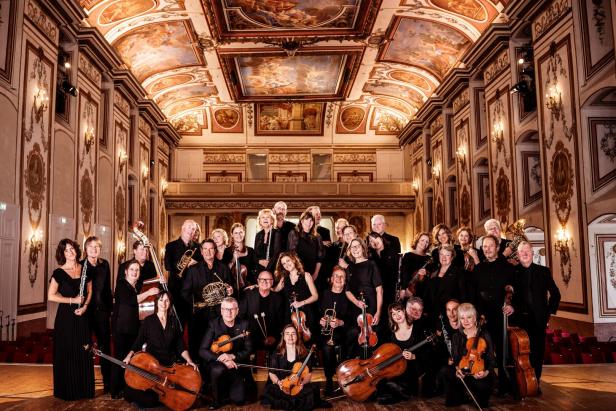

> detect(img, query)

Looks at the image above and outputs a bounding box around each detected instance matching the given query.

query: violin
[461,245,476,271]
[337,335,436,402]
[357,292,377,349]
[231,245,249,291]
[407,256,432,296]
[86,346,201,411]
[210,331,250,354]
[280,345,316,396]
[290,292,311,342]
[458,332,487,376]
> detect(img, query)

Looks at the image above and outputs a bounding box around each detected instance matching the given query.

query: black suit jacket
[383,232,401,254]
[512,263,561,327]
[239,288,284,343]
[254,229,282,273]
[112,278,140,334]
[199,317,252,363]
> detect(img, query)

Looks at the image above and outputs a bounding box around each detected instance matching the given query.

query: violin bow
[457,374,482,411]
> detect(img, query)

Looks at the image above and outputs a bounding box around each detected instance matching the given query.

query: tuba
[506,219,529,260]
[193,273,230,309]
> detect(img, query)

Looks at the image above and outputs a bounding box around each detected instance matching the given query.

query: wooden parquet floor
[1,363,616,410]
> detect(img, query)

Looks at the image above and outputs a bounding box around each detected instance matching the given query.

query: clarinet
[440,314,453,357]
[395,253,403,303]
[77,259,88,308]
[265,229,272,261]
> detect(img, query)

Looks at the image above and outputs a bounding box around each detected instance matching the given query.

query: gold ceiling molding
[269,154,310,164]
[484,48,510,84]
[203,153,246,164]
[333,153,376,164]
[78,54,102,86]
[113,92,130,113]
[533,0,571,40]
[138,117,152,136]
[166,199,415,212]
[25,0,58,44]
[453,89,470,113]
[430,115,443,135]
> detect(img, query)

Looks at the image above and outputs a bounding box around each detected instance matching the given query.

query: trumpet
[321,302,337,346]
[177,248,196,278]
[193,273,230,309]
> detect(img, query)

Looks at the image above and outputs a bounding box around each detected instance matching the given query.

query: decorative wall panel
[210,107,243,133]
[77,91,98,240]
[579,0,614,80]
[336,106,368,134]
[588,117,616,192]
[0,0,16,82]
[455,119,472,226]
[256,103,324,136]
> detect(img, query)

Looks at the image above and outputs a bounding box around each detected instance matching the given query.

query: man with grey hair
[478,218,513,261]
[273,201,295,251]
[370,214,401,254]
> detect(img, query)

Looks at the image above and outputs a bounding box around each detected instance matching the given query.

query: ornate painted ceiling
[80,0,506,138]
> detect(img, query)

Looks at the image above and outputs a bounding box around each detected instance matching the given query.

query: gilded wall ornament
[608,243,616,289]
[600,121,616,161]
[544,46,575,149]
[495,168,511,226]
[115,187,125,235]
[24,55,50,151]
[592,0,607,43]
[460,185,471,226]
[435,197,444,225]
[80,170,93,236]
[490,95,509,171]
[549,141,574,226]
[140,200,147,224]
[24,143,45,228]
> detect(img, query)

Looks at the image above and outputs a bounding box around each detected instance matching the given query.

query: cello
[86,345,201,411]
[336,335,436,402]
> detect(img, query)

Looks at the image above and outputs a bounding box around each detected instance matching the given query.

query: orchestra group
[48,201,561,410]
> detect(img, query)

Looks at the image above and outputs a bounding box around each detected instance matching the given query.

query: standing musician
[307,205,331,245]
[123,291,198,408]
[110,259,160,399]
[512,242,560,387]
[274,252,319,341]
[456,227,480,272]
[318,266,353,395]
[182,239,233,363]
[469,234,515,396]
[212,228,230,264]
[119,240,157,283]
[337,224,359,269]
[323,218,350,284]
[367,231,400,336]
[81,236,113,393]
[370,214,401,254]
[262,324,330,410]
[239,270,284,351]
[430,224,465,270]
[164,219,203,327]
[224,223,257,287]
[443,303,495,408]
[477,218,513,262]
[400,232,433,300]
[199,297,253,409]
[273,201,296,251]
[255,208,282,274]
[288,210,325,288]
[344,238,383,356]
[435,299,461,396]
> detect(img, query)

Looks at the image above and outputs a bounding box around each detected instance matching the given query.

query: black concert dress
[262,352,322,410]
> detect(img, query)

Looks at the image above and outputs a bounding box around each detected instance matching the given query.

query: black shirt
[164,237,203,278]
[317,226,331,242]
[277,220,296,251]
[118,259,157,286]
[254,229,282,273]
[346,259,382,316]
[469,257,515,319]
[131,313,185,366]
[80,258,112,313]
[223,246,258,285]
[112,278,141,334]
[181,259,232,311]
[287,230,324,275]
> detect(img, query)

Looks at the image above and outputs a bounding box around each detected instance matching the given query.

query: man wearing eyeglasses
[200,297,253,409]
[239,270,283,351]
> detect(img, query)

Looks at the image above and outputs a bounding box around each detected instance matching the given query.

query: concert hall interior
[1,0,616,410]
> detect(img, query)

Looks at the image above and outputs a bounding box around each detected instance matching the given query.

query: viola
[458,333,487,376]
[407,256,432,296]
[210,331,250,354]
[87,346,201,411]
[357,292,377,349]
[337,335,436,402]
[290,292,311,342]
[280,345,316,396]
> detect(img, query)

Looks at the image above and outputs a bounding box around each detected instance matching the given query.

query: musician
[337,224,359,269]
[274,252,319,341]
[212,228,230,264]
[455,227,480,272]
[164,219,203,326]
[430,224,465,270]
[477,218,513,261]
[255,208,282,274]
[345,238,383,352]
[262,324,330,410]
[400,232,433,300]
[239,270,283,351]
[110,259,159,399]
[81,236,113,393]
[435,299,461,396]
[443,303,495,408]
[406,297,426,326]
[469,234,515,395]
[306,205,331,244]
[318,266,353,395]
[323,218,350,285]
[182,239,233,362]
[273,201,296,251]
[367,231,400,335]
[288,210,325,287]
[370,214,401,254]
[200,297,253,409]
[512,242,560,386]
[377,303,429,404]
[118,240,157,284]
[224,223,257,287]
[123,291,197,408]
[48,239,94,400]
[445,299,461,334]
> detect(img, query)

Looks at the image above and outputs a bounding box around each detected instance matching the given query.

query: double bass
[86,346,201,411]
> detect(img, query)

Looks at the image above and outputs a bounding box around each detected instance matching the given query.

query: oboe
[78,259,88,308]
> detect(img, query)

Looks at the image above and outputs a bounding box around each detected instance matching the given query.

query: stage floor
[1,363,616,410]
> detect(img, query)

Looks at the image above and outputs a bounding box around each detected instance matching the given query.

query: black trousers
[208,362,248,404]
[485,311,510,392]
[90,310,111,389]
[110,332,137,395]
[442,365,493,407]
[520,315,547,381]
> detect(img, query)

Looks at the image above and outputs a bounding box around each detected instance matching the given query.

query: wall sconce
[456,145,467,171]
[554,226,572,286]
[545,83,563,118]
[33,87,49,121]
[432,163,441,185]
[84,125,95,153]
[491,120,504,144]
[160,178,169,194]
[141,164,149,183]
[117,241,126,262]
[411,178,419,194]
[118,149,128,172]
[27,228,44,286]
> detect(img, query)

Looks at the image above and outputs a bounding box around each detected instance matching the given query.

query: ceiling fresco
[80,0,504,136]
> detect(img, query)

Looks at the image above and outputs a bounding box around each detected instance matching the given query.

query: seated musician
[377,302,430,405]
[239,270,283,352]
[262,324,331,410]
[318,266,353,395]
[443,303,495,408]
[405,296,426,328]
[199,297,253,409]
[123,291,198,408]
[182,239,233,363]
[400,232,432,300]
[224,223,257,287]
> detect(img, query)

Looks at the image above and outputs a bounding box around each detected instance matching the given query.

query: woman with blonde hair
[431,224,464,270]
[211,228,229,263]
[255,208,282,274]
